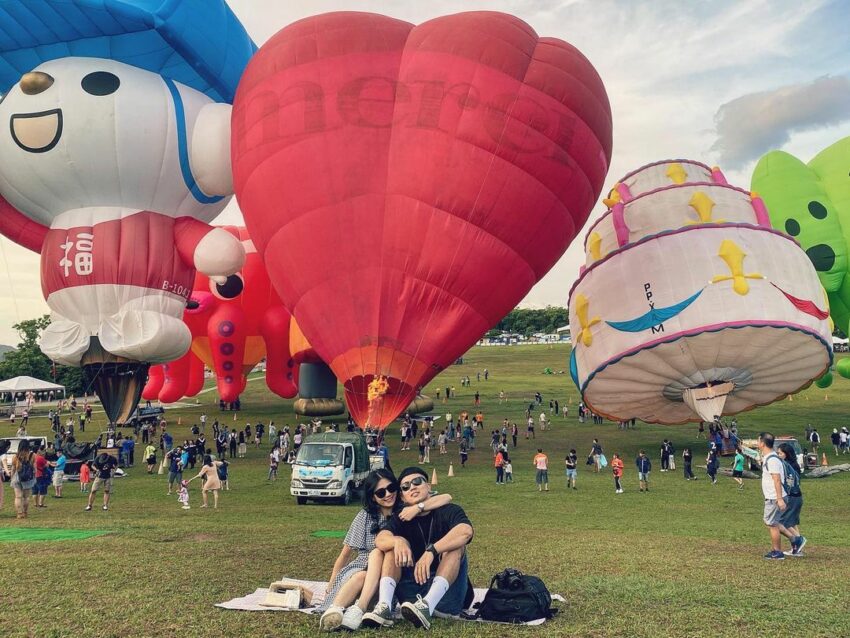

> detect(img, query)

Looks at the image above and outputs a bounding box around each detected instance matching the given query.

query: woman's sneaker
[340,605,364,631]
[319,606,344,631]
[362,602,394,628]
[763,550,785,560]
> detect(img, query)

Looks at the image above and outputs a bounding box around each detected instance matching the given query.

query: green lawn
[1,344,848,638]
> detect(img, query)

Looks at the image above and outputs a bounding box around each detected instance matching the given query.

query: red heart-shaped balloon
[233,11,612,427]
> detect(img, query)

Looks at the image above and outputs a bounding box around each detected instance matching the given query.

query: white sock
[423,576,450,614]
[378,577,397,608]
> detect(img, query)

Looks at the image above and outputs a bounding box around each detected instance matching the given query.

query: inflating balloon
[0,0,255,423]
[569,160,832,424]
[836,357,850,379]
[233,11,612,428]
[752,136,850,335]
[815,372,833,389]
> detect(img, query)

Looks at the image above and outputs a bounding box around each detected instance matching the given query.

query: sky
[0,0,848,344]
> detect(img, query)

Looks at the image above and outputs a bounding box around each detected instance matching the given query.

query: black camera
[496,568,525,591]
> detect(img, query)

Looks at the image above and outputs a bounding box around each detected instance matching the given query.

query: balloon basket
[81,338,149,425]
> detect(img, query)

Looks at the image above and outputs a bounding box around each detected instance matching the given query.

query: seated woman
[319,468,451,632]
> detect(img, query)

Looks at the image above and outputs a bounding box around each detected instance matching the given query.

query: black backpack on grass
[474,568,556,623]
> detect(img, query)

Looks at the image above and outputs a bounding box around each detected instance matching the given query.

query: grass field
[1,344,848,638]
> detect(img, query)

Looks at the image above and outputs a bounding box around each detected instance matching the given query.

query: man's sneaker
[319,606,344,632]
[340,605,364,631]
[400,595,432,630]
[102,506,108,511]
[84,505,92,511]
[764,550,785,560]
[362,602,394,628]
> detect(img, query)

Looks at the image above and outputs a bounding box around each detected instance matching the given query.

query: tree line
[487,306,568,338]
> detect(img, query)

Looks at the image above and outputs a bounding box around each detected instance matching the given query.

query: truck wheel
[341,487,353,506]
[296,497,307,505]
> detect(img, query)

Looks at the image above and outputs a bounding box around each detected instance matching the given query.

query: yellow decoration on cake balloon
[687,191,725,224]
[711,240,764,295]
[588,232,603,261]
[666,162,688,184]
[575,293,601,346]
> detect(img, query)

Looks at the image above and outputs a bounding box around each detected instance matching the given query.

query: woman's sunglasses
[374,484,398,499]
[400,476,426,492]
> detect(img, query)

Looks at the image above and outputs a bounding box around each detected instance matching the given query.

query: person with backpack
[758,432,788,559]
[217,458,230,491]
[777,442,807,556]
[810,428,820,453]
[10,440,36,519]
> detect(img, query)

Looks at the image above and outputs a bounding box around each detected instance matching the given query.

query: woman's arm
[326,544,357,591]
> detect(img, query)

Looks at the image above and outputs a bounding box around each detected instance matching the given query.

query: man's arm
[432,523,474,554]
[770,469,786,510]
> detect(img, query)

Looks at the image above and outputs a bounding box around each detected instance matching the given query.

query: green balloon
[836,358,850,379]
[752,137,850,336]
[815,372,833,388]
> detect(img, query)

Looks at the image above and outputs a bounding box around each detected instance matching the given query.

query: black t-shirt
[382,503,473,564]
[95,455,117,479]
[565,453,577,470]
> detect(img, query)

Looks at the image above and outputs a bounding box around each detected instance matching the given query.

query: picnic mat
[216,578,564,626]
[0,528,109,543]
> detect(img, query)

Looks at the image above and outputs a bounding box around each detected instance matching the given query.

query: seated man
[362,467,474,630]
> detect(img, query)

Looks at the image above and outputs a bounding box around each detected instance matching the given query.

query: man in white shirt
[758,432,787,560]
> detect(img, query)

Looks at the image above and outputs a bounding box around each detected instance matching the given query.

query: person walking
[494,448,505,484]
[636,450,651,492]
[706,445,719,485]
[810,428,820,453]
[831,428,840,455]
[144,442,157,474]
[268,447,280,481]
[565,449,578,490]
[611,453,624,493]
[459,437,469,468]
[9,440,36,519]
[188,455,224,509]
[777,442,807,557]
[85,452,118,512]
[590,439,603,473]
[683,448,696,480]
[660,439,670,471]
[758,432,788,560]
[732,446,746,490]
[533,448,549,492]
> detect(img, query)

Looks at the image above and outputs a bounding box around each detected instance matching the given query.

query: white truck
[290,432,379,505]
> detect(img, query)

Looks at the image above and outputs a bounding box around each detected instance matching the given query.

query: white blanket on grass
[215,578,564,626]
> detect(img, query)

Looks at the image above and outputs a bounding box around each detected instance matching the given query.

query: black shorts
[732,470,743,478]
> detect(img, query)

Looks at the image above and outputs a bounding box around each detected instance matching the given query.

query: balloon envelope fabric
[232,11,612,428]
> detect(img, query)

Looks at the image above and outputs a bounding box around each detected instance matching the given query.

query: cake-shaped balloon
[568,160,832,423]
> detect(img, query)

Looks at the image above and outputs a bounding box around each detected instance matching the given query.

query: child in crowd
[178,479,190,510]
[79,460,91,493]
[218,458,230,491]
[612,453,624,494]
[504,459,513,483]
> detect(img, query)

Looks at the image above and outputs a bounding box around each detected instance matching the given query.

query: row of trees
[0,315,85,395]
[487,306,569,338]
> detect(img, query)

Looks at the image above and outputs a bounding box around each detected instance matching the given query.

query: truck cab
[290,432,371,505]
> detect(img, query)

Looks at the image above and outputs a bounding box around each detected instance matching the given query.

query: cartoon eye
[211,274,244,300]
[784,219,801,236]
[808,201,827,220]
[81,72,120,96]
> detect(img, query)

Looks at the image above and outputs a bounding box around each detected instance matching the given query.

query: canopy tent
[0,376,65,395]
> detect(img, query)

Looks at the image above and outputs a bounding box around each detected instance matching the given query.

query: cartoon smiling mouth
[10,108,63,153]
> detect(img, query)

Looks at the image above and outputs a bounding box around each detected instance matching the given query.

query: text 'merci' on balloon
[232,11,613,427]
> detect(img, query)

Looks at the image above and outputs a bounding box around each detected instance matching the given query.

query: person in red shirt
[33,447,50,508]
[494,450,505,484]
[612,453,624,494]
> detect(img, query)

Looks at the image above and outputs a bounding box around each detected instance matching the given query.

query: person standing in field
[533,449,549,492]
[611,453,624,494]
[189,455,224,509]
[79,460,91,493]
[732,446,746,490]
[565,449,578,490]
[635,450,651,492]
[682,448,695,480]
[590,439,603,473]
[777,442,807,557]
[758,432,787,560]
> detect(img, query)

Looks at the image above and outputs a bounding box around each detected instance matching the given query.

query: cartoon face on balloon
[0,58,244,367]
[753,137,850,332]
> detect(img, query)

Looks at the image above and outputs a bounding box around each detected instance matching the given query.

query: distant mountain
[0,345,13,361]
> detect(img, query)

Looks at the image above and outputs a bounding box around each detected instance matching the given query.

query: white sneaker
[341,605,364,631]
[320,606,345,632]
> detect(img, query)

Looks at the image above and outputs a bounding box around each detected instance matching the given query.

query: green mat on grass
[311,530,347,538]
[0,528,109,543]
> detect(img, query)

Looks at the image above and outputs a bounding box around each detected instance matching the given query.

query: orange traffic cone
[822,453,828,467]
[448,463,455,477]
[431,468,438,486]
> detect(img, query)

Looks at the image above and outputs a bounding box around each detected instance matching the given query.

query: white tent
[0,376,65,395]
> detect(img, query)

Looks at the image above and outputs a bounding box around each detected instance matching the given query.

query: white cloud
[711,75,850,169]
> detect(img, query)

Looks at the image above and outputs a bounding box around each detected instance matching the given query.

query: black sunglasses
[400,476,426,491]
[374,484,398,499]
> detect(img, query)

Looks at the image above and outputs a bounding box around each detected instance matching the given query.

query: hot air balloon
[752,137,849,377]
[569,160,832,424]
[232,11,612,428]
[0,0,255,424]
